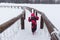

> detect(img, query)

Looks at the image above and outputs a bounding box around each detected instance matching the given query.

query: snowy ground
[0,6,23,25]
[0,3,60,31]
[13,9,51,40]
[0,3,60,40]
[0,6,50,40]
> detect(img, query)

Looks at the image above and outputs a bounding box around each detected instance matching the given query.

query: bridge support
[36,11,37,16]
[34,10,37,16]
[21,11,25,30]
[51,33,58,40]
[33,10,37,16]
[40,16,44,29]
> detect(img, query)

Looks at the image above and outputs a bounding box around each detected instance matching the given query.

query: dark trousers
[31,23,37,33]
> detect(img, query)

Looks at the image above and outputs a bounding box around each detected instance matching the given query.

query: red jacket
[28,13,39,28]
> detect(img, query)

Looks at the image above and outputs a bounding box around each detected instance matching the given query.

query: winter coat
[28,13,39,28]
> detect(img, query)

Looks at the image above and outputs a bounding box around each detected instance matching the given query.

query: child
[28,13,39,34]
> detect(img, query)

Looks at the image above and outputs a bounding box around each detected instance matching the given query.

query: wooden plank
[41,13,54,34]
[21,15,25,29]
[36,11,37,16]
[20,6,59,40]
[51,33,58,40]
[40,16,44,29]
[0,11,24,33]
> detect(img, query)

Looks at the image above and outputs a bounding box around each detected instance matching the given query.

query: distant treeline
[0,0,60,4]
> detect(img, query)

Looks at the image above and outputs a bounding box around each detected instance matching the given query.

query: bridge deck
[13,10,50,40]
[0,7,51,40]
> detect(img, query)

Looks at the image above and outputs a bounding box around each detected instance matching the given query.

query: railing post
[36,11,37,16]
[33,10,37,16]
[34,10,37,16]
[40,16,44,29]
[21,17,24,29]
[24,6,59,40]
[24,10,25,19]
[21,11,25,30]
[51,33,58,40]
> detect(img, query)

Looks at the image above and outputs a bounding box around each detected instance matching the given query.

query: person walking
[28,13,39,34]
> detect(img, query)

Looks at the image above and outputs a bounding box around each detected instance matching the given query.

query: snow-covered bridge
[0,3,60,40]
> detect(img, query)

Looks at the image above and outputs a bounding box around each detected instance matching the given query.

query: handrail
[0,11,24,33]
[0,6,59,40]
[23,6,59,40]
[24,6,59,31]
[23,6,54,33]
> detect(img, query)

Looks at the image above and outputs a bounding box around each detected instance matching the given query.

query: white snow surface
[0,3,59,31]
[0,3,60,40]
[0,6,23,25]
[13,9,50,40]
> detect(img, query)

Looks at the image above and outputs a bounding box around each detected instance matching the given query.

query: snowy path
[13,24,50,40]
[13,10,51,40]
[0,7,51,40]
